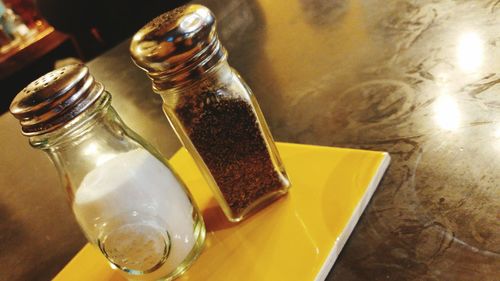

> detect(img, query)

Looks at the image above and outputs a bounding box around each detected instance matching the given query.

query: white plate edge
[314,152,391,281]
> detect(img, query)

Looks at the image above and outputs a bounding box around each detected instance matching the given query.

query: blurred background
[0,0,188,113]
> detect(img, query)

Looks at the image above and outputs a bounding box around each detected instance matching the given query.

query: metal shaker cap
[9,64,104,136]
[130,4,226,91]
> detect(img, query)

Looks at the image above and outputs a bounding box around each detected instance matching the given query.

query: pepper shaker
[130,4,291,222]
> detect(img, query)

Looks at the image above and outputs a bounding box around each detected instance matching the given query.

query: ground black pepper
[175,88,286,215]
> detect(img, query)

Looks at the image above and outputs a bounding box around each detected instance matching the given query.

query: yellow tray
[54,143,390,281]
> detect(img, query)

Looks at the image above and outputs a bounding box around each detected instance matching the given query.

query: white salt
[73,149,195,276]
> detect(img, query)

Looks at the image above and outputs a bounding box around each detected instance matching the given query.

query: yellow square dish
[54,142,390,281]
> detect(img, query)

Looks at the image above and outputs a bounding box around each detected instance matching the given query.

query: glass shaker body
[159,60,290,222]
[10,65,205,281]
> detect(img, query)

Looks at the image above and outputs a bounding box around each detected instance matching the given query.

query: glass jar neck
[29,91,112,151]
[29,90,145,200]
[155,59,233,95]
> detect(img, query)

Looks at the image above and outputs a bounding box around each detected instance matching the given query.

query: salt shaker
[9,64,205,281]
[130,4,291,222]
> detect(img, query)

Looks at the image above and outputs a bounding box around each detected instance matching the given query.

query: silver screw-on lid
[130,4,226,91]
[9,64,104,136]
